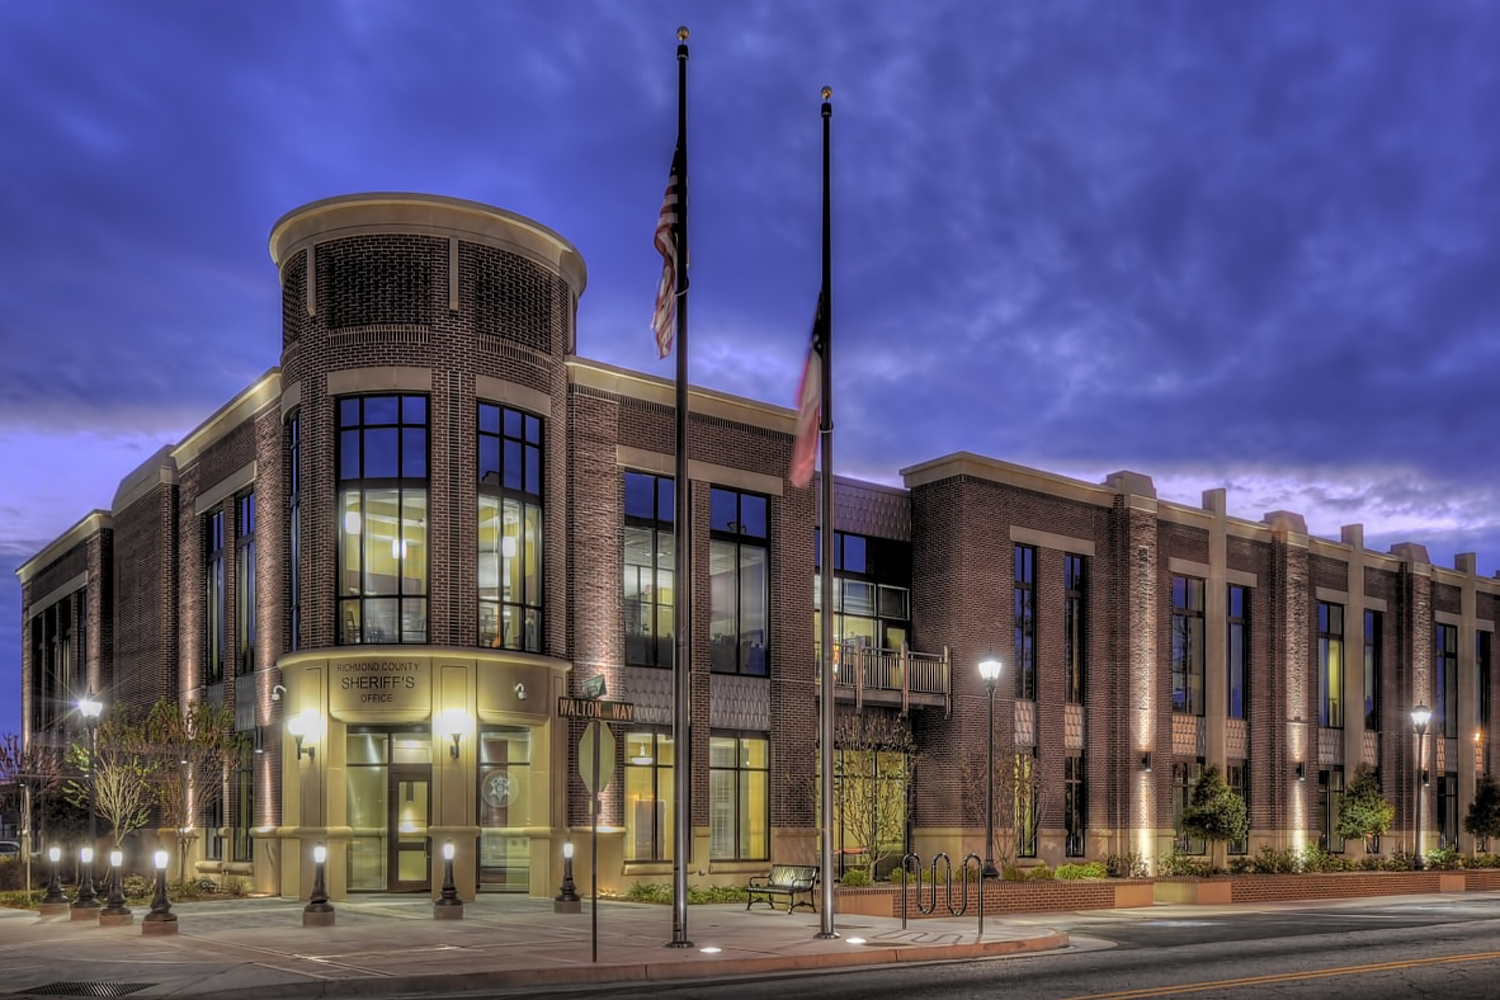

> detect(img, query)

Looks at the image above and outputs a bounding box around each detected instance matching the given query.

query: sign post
[564,699,631,963]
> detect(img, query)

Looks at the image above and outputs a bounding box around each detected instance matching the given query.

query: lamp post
[554,840,580,913]
[1412,705,1431,870]
[434,841,463,919]
[100,848,133,926]
[76,689,104,913]
[142,850,177,935]
[41,846,68,916]
[978,651,1004,879]
[303,842,334,926]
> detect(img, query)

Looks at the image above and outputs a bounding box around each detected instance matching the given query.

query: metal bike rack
[900,851,986,935]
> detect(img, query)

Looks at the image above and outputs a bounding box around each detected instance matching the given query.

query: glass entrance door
[389,766,430,892]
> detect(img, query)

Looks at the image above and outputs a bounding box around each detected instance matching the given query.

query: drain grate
[14,984,155,997]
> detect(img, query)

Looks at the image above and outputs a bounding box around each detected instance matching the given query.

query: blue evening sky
[4,1,1500,733]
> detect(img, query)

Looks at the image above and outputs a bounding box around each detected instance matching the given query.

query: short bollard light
[434,841,463,920]
[303,843,335,927]
[101,848,133,926]
[72,846,100,920]
[41,846,69,915]
[554,840,580,914]
[142,850,178,935]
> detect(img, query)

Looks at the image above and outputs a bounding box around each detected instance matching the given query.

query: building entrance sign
[330,658,430,714]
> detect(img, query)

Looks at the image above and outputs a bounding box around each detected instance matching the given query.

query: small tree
[1337,762,1395,852]
[1464,772,1500,849]
[0,733,64,892]
[142,700,244,880]
[64,711,159,848]
[1181,764,1248,872]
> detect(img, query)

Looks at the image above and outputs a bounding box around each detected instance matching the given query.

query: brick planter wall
[836,879,1153,919]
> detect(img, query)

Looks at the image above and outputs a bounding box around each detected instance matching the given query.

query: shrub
[1299,847,1354,873]
[1104,851,1149,879]
[1025,862,1054,881]
[122,874,154,902]
[1469,852,1500,869]
[1380,850,1417,871]
[623,881,671,904]
[1158,852,1214,878]
[1425,846,1462,871]
[1227,856,1257,875]
[1000,862,1026,882]
[1248,845,1298,874]
[0,889,41,909]
[839,868,870,887]
[222,875,249,897]
[688,884,748,904]
[1054,862,1108,880]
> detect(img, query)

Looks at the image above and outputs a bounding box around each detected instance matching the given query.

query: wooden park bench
[745,864,820,914]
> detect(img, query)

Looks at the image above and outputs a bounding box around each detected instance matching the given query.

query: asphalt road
[514,895,1500,1000]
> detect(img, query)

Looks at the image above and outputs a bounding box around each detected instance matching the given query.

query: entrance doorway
[390,766,431,892]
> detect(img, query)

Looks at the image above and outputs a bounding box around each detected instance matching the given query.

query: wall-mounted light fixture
[271,684,286,702]
[1295,762,1306,782]
[438,709,470,760]
[1141,751,1153,773]
[287,709,318,762]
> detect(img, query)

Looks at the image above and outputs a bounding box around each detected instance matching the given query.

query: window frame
[1014,545,1036,701]
[1228,585,1248,719]
[1317,602,1344,729]
[623,472,675,668]
[1364,610,1381,731]
[205,509,226,685]
[288,410,301,652]
[477,401,544,652]
[1064,554,1086,705]
[235,491,255,675]
[709,487,770,677]
[708,731,769,862]
[1436,623,1458,738]
[1063,753,1085,857]
[1171,576,1205,716]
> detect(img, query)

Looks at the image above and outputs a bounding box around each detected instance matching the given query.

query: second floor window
[1318,602,1344,728]
[288,411,301,652]
[1064,554,1085,704]
[1171,576,1205,715]
[236,492,255,674]
[338,394,428,644]
[709,487,768,676]
[1364,610,1381,731]
[478,403,543,652]
[1481,631,1493,756]
[1436,623,1458,738]
[1014,545,1036,701]
[813,528,911,656]
[624,472,675,667]
[1228,585,1248,719]
[205,509,225,685]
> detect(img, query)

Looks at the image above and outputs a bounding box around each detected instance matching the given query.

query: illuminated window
[1172,759,1205,855]
[477,403,542,652]
[1318,603,1344,728]
[710,489,768,676]
[337,395,429,644]
[624,730,674,861]
[709,734,768,861]
[205,509,225,684]
[624,472,674,667]
[1014,749,1039,857]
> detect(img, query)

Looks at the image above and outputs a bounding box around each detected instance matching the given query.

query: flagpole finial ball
[821,86,833,101]
[677,26,689,41]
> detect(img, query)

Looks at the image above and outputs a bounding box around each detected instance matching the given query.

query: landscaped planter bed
[1155,870,1500,904]
[836,879,1153,919]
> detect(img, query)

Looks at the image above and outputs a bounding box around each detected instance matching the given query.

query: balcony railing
[817,640,951,717]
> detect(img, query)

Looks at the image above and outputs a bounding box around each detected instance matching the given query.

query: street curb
[195,930,1070,998]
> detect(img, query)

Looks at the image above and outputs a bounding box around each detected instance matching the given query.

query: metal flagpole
[816,86,838,940]
[668,24,694,949]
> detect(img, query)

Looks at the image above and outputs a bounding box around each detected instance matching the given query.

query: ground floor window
[1227,761,1248,855]
[202,795,224,861]
[1172,759,1205,855]
[1438,771,1459,848]
[1014,750,1039,858]
[479,726,533,891]
[1318,766,1345,853]
[710,733,768,861]
[624,729,675,862]
[831,743,912,877]
[1064,754,1085,857]
[231,743,254,862]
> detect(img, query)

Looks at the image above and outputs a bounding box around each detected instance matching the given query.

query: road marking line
[1059,949,1500,999]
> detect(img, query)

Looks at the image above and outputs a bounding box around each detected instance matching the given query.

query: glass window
[235,492,255,675]
[202,794,224,861]
[1436,624,1458,738]
[231,741,254,862]
[813,530,911,664]
[1480,631,1492,768]
[337,395,429,644]
[1438,771,1459,848]
[478,403,543,652]
[1064,555,1086,705]
[1318,766,1345,853]
[623,472,675,667]
[479,726,532,890]
[1014,750,1039,857]
[710,488,769,676]
[624,730,675,861]
[1014,545,1036,701]
[1318,603,1344,728]
[1228,585,1248,719]
[1064,754,1085,857]
[288,411,301,652]
[709,734,769,861]
[1171,577,1205,716]
[1364,610,1381,731]
[1227,762,1248,854]
[205,509,225,685]
[1172,759,1206,855]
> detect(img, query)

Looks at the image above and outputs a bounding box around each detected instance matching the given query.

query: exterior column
[1340,525,1368,853]
[1266,512,1311,850]
[1392,543,1432,858]
[1203,489,1228,774]
[1456,553,1479,853]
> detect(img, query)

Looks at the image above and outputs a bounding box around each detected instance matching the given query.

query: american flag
[788,291,824,489]
[651,144,682,359]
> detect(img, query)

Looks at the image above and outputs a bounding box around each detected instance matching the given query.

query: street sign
[581,674,608,700]
[558,697,635,723]
[578,721,616,793]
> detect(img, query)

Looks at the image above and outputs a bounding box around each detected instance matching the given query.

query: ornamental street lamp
[142,850,178,935]
[41,846,68,915]
[78,689,103,843]
[1412,705,1432,870]
[978,651,1004,879]
[101,848,133,926]
[434,841,463,919]
[303,842,335,927]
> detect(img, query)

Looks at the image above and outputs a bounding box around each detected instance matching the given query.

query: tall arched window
[337,394,428,644]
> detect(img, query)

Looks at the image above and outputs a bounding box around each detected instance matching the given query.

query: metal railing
[820,641,951,716]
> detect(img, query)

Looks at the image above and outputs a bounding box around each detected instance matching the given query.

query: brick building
[17,193,1499,900]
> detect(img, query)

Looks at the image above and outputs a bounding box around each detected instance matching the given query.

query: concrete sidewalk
[0,895,1068,997]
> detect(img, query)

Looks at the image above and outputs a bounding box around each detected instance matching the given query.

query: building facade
[17,193,1500,900]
